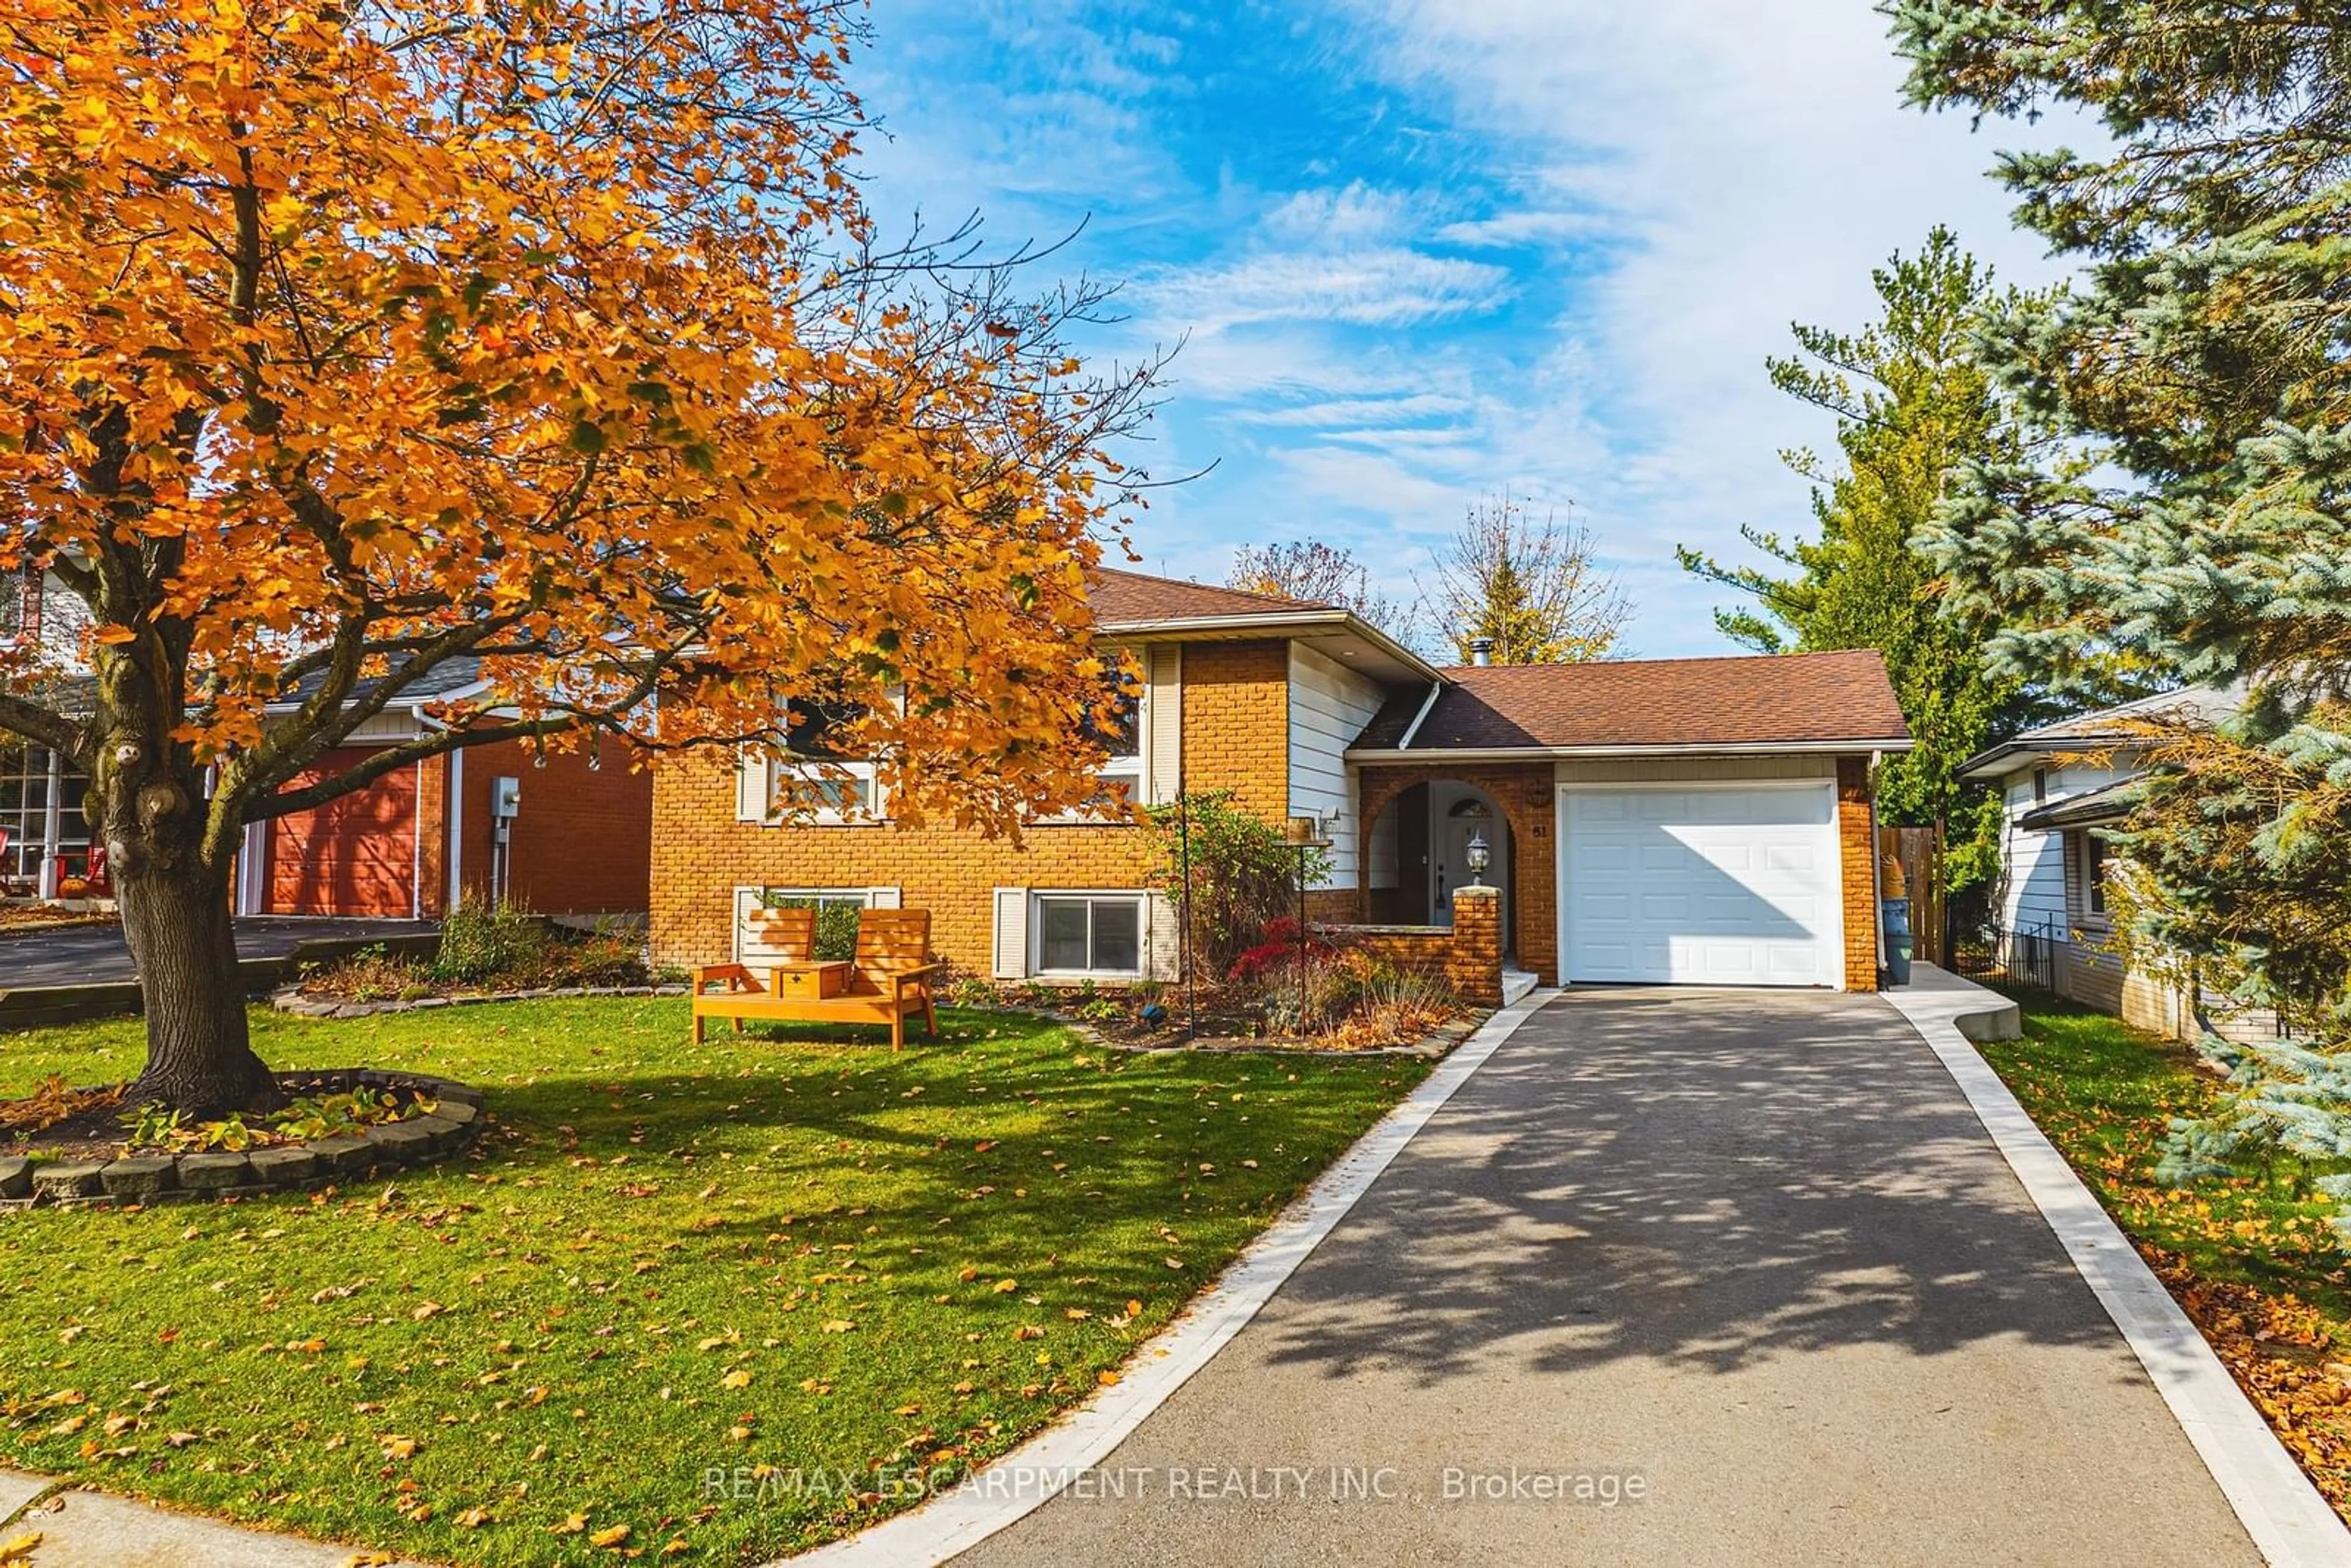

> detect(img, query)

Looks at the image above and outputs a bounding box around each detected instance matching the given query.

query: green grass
[0,1000,1429,1564]
[1976,991,2351,1317]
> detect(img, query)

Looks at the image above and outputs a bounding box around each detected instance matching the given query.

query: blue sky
[849,1,2084,658]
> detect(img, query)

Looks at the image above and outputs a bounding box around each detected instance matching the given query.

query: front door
[1434,814,1505,929]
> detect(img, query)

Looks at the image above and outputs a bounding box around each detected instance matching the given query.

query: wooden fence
[1878,823,1946,966]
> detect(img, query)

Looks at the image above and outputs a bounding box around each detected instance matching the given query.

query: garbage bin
[1882,896,1913,988]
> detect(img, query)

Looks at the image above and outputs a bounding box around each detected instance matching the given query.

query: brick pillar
[1447,885,1504,1007]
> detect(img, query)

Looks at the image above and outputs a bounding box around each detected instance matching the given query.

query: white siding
[1995,760,2130,937]
[1288,644,1387,891]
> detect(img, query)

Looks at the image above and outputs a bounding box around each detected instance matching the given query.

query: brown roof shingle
[1353,650,1909,752]
[1087,566,1328,625]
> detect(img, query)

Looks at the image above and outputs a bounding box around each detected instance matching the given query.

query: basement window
[1032,893,1143,978]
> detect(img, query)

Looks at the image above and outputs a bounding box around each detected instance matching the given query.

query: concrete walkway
[0,916,435,989]
[955,988,2262,1567]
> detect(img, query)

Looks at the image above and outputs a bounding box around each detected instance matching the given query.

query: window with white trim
[1038,670,1145,823]
[771,760,879,823]
[770,697,881,823]
[1032,893,1144,977]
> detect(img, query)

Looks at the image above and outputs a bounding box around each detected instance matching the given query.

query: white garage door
[1561,785,1845,988]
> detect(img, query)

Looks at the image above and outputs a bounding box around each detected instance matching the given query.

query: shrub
[760,894,861,962]
[433,901,548,983]
[1228,917,1336,983]
[1146,791,1327,972]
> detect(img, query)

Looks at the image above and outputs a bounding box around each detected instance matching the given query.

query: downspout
[1395,680,1443,752]
[411,758,425,921]
[446,747,465,915]
[1870,750,1886,983]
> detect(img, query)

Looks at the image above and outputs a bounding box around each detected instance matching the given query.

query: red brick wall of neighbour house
[1354,762,1558,986]
[1838,756,1880,993]
[264,749,424,917]
[451,732,652,916]
[645,639,1294,975]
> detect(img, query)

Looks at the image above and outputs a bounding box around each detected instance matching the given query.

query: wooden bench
[692,908,945,1049]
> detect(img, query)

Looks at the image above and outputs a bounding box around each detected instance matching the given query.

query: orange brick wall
[1357,762,1558,986]
[1330,885,1504,1007]
[450,733,652,916]
[1838,756,1880,992]
[647,639,1292,973]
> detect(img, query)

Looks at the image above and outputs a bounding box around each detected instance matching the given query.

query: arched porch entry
[1357,763,1558,983]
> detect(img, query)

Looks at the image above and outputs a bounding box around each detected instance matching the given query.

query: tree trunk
[118,852,276,1117]
[101,757,278,1117]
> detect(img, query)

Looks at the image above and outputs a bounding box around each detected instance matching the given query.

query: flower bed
[0,1068,486,1210]
[292,903,647,1005]
[953,921,1472,1053]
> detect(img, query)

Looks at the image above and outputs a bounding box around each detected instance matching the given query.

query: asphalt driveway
[0,917,435,990]
[957,987,2257,1567]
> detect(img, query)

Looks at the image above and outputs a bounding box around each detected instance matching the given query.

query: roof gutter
[1100,608,1441,682]
[1346,738,1916,763]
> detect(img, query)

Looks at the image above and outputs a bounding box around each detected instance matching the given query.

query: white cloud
[1435,209,1618,248]
[1308,0,2096,651]
[1142,247,1513,331]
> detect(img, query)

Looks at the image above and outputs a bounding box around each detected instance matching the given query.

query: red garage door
[266,752,419,917]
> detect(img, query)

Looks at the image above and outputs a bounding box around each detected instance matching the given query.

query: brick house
[648,567,1912,995]
[4,567,650,918]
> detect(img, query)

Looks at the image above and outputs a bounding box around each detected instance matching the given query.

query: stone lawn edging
[271,981,688,1019]
[0,1071,488,1212]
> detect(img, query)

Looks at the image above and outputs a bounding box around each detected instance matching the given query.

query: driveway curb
[775,988,1563,1567]
[1887,967,2351,1568]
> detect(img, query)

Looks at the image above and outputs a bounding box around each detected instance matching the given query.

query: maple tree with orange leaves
[0,0,1162,1113]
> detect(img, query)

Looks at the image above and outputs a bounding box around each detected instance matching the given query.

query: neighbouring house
[1957,686,2272,1040]
[2,567,651,918]
[648,566,1913,997]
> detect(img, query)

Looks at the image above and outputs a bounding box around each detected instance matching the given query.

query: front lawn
[1978,993,2351,1512]
[0,999,1429,1564]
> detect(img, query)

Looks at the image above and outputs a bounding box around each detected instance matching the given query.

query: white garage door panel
[1563,786,1844,988]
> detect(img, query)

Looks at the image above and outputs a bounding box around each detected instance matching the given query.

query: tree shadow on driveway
[1243,987,2134,1386]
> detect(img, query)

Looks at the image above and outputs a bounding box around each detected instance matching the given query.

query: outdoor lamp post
[1284,814,1331,1031]
[1466,830,1491,888]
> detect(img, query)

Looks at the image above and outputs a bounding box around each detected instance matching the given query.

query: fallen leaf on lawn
[590,1523,631,1547]
[101,1415,137,1437]
[50,1416,86,1437]
[165,1431,201,1449]
[1098,1370,1121,1386]
[382,1436,421,1460]
[1013,1325,1044,1341]
[1163,1257,1183,1270]
[411,1302,446,1322]
[992,1278,1018,1294]
[721,1369,752,1390]
[663,1539,691,1556]
[820,1319,855,1334]
[1065,1309,1090,1321]
[549,1512,588,1536]
[456,1507,493,1528]
[957,1265,980,1282]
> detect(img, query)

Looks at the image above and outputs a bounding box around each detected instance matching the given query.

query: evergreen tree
[1678,229,2042,888]
[1890,2,2351,1202]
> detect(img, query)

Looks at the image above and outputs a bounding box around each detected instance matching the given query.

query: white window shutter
[992,887,1029,979]
[735,748,772,823]
[731,887,762,961]
[1146,891,1184,981]
[867,887,902,910]
[1146,643,1182,806]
